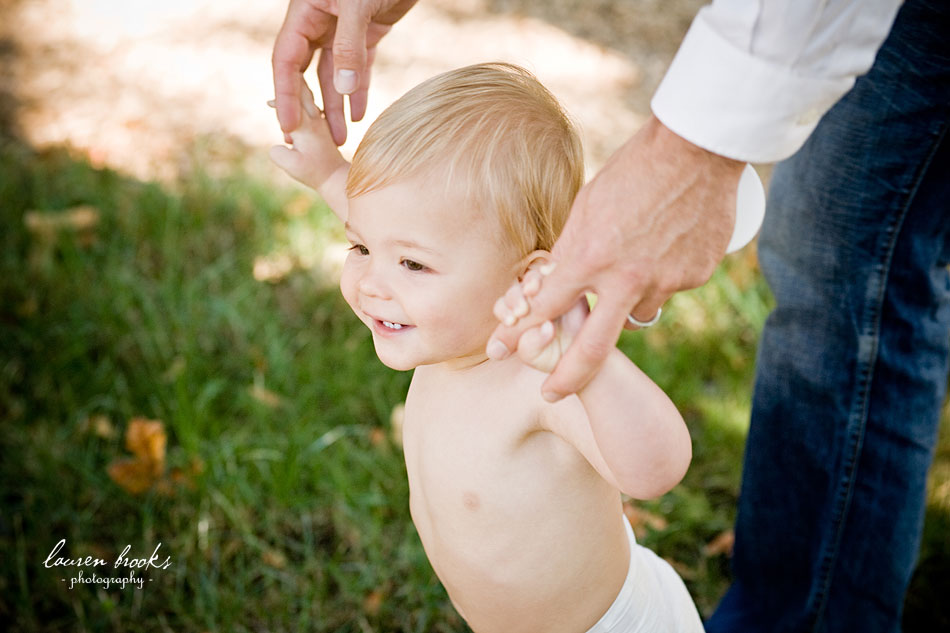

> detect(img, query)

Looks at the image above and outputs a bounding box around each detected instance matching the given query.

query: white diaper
[583,516,706,633]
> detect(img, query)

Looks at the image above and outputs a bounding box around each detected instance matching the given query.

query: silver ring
[626,308,662,328]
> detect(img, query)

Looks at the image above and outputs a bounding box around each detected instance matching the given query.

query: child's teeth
[383,321,403,330]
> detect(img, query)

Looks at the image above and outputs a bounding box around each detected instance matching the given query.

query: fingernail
[524,277,540,294]
[334,69,358,95]
[542,391,562,403]
[266,99,276,108]
[513,299,529,318]
[539,263,556,276]
[503,314,516,327]
[540,321,554,338]
[486,339,510,360]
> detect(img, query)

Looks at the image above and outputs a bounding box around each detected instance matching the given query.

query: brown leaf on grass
[703,529,735,558]
[107,458,157,495]
[249,383,283,408]
[107,418,167,494]
[369,427,387,448]
[363,589,385,616]
[261,548,287,569]
[125,417,167,476]
[623,501,668,539]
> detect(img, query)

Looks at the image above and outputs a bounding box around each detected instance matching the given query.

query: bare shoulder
[407,359,548,437]
[495,358,557,432]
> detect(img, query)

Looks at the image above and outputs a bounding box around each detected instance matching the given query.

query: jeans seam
[808,121,949,632]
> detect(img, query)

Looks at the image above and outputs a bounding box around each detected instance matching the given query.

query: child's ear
[517,250,553,281]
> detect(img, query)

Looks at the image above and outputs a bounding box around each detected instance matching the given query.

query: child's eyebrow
[344,222,439,255]
[391,239,439,255]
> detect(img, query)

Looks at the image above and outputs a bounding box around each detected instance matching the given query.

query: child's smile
[372,317,414,335]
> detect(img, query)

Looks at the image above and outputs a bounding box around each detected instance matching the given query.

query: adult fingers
[622,292,668,331]
[272,0,329,135]
[486,263,587,361]
[541,294,629,401]
[317,49,347,146]
[348,47,375,122]
[332,0,370,96]
[272,34,311,135]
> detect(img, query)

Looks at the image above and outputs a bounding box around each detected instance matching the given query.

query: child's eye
[401,259,427,272]
[348,244,369,256]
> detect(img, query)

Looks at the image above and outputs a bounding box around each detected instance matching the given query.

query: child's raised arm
[498,268,692,499]
[269,81,350,221]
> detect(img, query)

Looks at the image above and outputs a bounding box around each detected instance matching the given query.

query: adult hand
[272,0,418,146]
[486,115,745,401]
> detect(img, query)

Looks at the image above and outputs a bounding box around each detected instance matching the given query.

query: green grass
[0,136,947,631]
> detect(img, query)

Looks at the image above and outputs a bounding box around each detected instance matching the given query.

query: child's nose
[357,268,390,299]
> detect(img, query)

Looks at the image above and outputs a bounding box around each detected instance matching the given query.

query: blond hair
[346,63,584,255]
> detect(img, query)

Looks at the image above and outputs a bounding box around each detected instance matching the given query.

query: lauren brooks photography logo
[44,539,173,590]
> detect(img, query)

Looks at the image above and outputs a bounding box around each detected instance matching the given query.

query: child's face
[340,175,522,371]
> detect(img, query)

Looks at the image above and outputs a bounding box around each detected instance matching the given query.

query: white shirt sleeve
[651,0,904,163]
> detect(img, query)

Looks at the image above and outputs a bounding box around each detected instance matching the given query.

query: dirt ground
[1,0,705,181]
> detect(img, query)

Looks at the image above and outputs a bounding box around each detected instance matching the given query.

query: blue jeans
[705,1,950,631]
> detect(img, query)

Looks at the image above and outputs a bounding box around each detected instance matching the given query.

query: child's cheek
[339,267,359,316]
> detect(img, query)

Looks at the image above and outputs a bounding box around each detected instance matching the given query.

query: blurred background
[1,0,946,631]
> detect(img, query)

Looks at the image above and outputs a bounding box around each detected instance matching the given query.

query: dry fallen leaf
[125,417,167,476]
[369,427,387,448]
[107,458,157,495]
[107,418,168,494]
[623,501,668,539]
[363,589,385,616]
[703,529,735,558]
[250,383,283,408]
[261,548,287,569]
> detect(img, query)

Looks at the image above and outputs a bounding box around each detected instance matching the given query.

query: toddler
[270,63,704,633]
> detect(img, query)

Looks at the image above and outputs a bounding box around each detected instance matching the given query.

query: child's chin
[374,350,418,372]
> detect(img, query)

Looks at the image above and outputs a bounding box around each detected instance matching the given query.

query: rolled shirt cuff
[650,12,855,164]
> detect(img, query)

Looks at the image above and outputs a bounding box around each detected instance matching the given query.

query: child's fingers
[560,297,590,337]
[521,269,543,297]
[494,283,528,326]
[493,294,519,327]
[300,81,321,118]
[517,321,559,373]
[493,296,511,326]
[268,145,303,178]
[504,283,530,318]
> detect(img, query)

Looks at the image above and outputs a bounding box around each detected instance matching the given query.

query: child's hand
[269,80,348,190]
[494,268,588,374]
